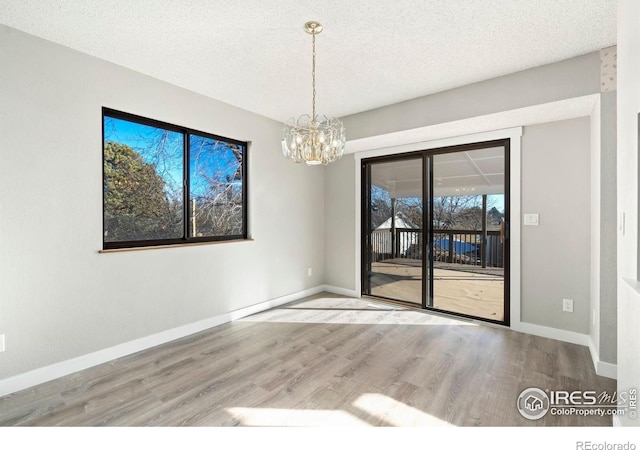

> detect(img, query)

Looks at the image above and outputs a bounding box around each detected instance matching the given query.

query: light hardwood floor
[0,293,616,426]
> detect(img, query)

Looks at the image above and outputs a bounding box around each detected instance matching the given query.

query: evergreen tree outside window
[103,108,247,249]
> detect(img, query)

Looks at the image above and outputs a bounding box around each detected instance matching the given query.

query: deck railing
[370,228,504,268]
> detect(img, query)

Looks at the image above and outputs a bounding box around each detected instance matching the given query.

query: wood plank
[0,293,616,426]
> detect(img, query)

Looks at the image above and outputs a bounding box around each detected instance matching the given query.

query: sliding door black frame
[423,153,431,309]
[361,138,511,326]
[360,152,426,306]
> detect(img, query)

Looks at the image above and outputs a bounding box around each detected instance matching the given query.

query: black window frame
[102,107,248,250]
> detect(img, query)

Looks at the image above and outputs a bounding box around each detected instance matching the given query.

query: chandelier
[282,21,346,166]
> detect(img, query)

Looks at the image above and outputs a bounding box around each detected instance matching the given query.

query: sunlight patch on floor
[240,296,479,327]
[353,393,454,426]
[224,407,370,426]
[239,314,479,326]
[224,393,454,426]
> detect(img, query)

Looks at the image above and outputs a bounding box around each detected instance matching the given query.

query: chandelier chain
[311,31,316,122]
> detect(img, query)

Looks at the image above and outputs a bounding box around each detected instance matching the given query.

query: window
[102,108,247,250]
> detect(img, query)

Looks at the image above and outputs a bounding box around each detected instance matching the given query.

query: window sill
[99,238,254,254]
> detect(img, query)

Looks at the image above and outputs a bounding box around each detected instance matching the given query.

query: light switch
[524,214,539,226]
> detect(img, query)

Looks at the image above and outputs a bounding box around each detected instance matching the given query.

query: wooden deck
[0,293,615,427]
[368,259,505,321]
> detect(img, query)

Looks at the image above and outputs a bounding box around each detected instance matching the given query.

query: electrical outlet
[563,299,574,313]
[307,268,312,277]
[0,334,5,352]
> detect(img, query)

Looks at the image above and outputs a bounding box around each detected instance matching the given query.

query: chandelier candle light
[282,21,346,165]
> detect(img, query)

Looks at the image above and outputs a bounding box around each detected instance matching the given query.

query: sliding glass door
[430,145,508,322]
[362,155,425,306]
[362,140,509,325]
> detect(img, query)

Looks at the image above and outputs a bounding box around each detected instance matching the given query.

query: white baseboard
[588,338,618,380]
[596,360,618,380]
[512,321,591,346]
[0,285,325,398]
[321,285,359,298]
[512,322,617,380]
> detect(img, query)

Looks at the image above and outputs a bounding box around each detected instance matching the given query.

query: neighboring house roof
[376,214,417,230]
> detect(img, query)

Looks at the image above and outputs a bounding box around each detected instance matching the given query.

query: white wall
[589,77,617,376]
[344,52,600,141]
[599,91,618,364]
[616,0,640,427]
[324,156,357,290]
[520,118,591,334]
[0,25,325,382]
[590,95,602,364]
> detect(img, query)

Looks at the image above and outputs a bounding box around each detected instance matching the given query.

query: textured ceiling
[0,0,616,123]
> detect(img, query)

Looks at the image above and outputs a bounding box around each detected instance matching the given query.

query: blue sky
[104,116,183,197]
[189,135,242,198]
[104,116,242,199]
